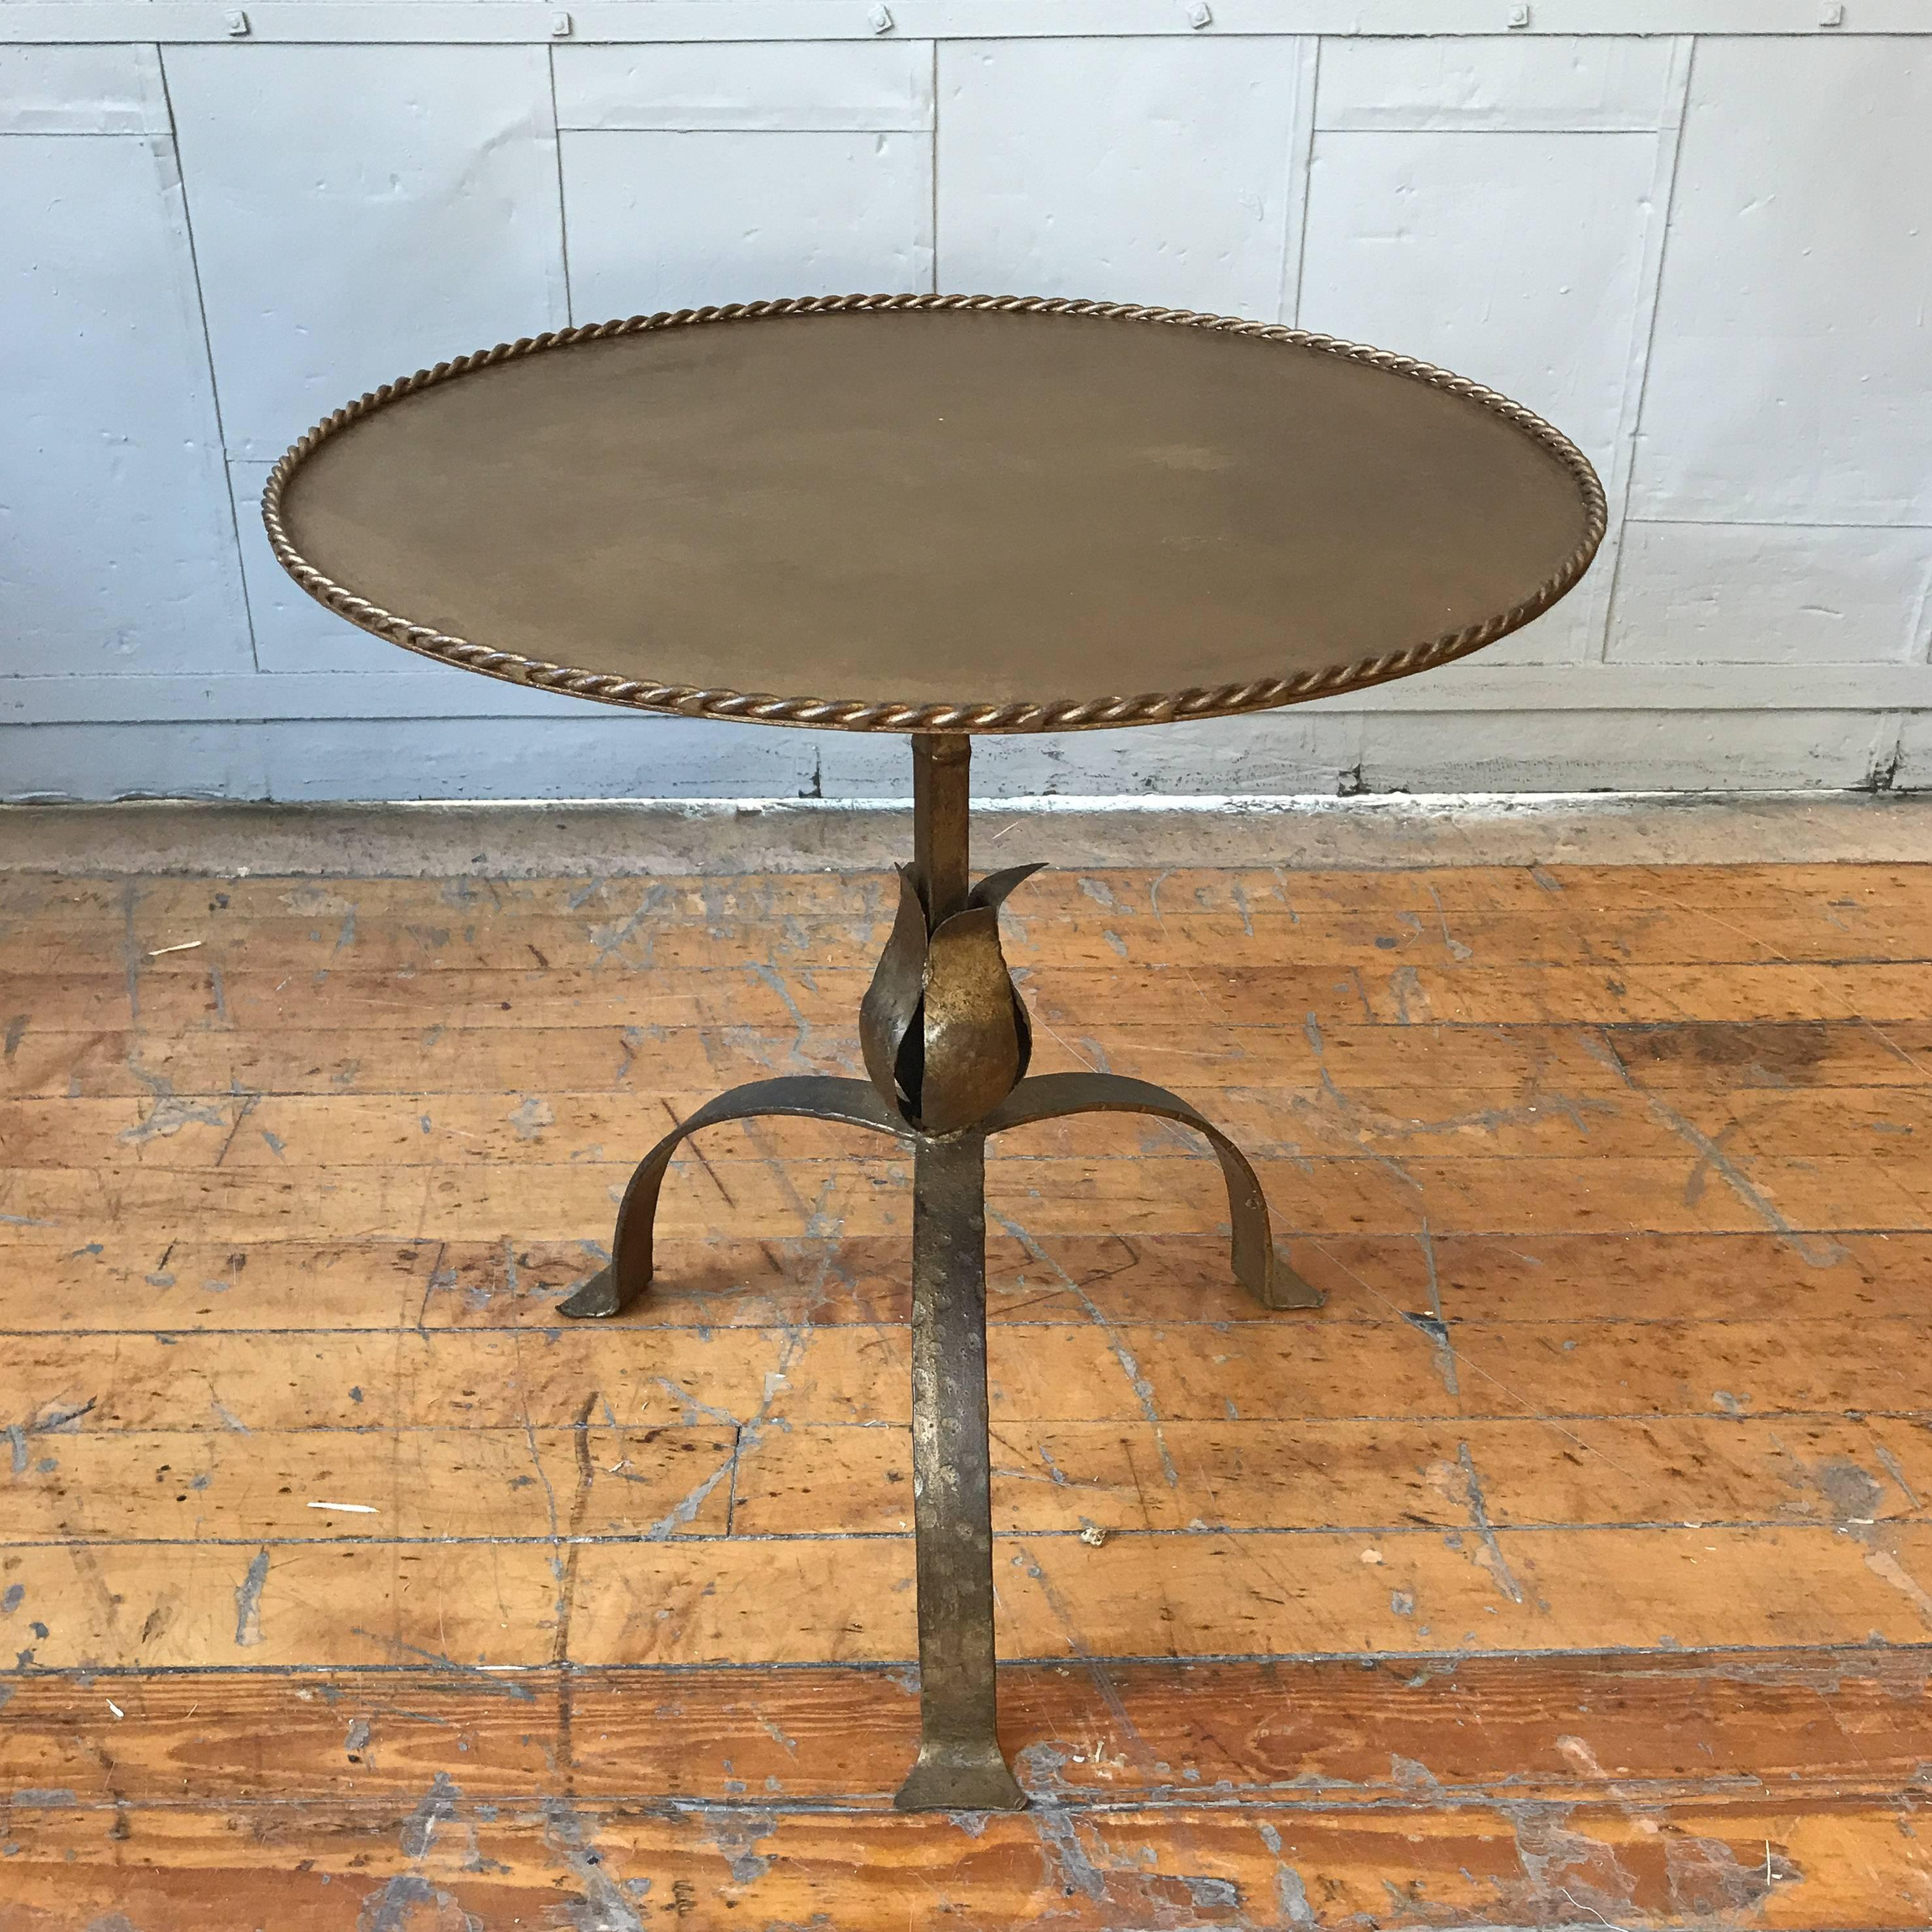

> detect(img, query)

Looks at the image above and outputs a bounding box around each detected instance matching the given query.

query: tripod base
[560,737,1323,1809]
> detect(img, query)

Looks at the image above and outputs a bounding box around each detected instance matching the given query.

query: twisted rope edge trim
[262,293,1609,736]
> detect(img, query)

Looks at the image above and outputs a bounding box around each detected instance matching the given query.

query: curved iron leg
[982,1072,1324,1311]
[558,1076,907,1319]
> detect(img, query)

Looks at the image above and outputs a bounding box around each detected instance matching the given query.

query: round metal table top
[265,296,1605,735]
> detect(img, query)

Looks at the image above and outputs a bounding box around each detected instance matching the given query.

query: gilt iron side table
[265,294,1604,1811]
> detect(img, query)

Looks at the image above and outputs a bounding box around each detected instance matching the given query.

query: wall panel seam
[927,37,940,294]
[1591,29,1694,666]
[1625,517,1932,531]
[547,44,575,326]
[1280,34,1319,325]
[152,45,259,674]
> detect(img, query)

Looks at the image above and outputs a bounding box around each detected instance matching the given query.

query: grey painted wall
[3,12,1929,801]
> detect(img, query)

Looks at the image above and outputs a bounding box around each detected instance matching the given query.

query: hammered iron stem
[560,735,1323,1808]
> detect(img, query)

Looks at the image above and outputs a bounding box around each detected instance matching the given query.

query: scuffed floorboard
[1,858,1929,1927]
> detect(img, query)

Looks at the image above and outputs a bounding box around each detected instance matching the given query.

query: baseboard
[1,789,1924,877]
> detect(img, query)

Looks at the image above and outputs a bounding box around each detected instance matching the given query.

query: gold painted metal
[555,736,1327,1807]
[913,734,973,913]
[263,295,1606,734]
[262,297,1604,1809]
[858,867,931,1116]
[555,1078,904,1323]
[897,1123,1018,1812]
[861,743,1044,1133]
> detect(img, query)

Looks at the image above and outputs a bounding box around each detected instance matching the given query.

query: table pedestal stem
[912,731,972,922]
[893,733,1024,1808]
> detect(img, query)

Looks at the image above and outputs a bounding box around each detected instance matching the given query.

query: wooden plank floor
[2,856,1931,1929]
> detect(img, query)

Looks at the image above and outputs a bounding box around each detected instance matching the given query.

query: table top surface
[266,297,1604,735]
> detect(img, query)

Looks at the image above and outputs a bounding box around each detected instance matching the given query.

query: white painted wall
[2,11,1929,801]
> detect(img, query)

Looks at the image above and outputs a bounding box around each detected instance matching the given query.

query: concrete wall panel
[164,44,568,459]
[1628,36,1932,524]
[1,134,249,677]
[1315,35,1675,131]
[561,127,933,318]
[554,40,934,133]
[0,43,168,133]
[936,37,1307,317]
[1609,523,1932,666]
